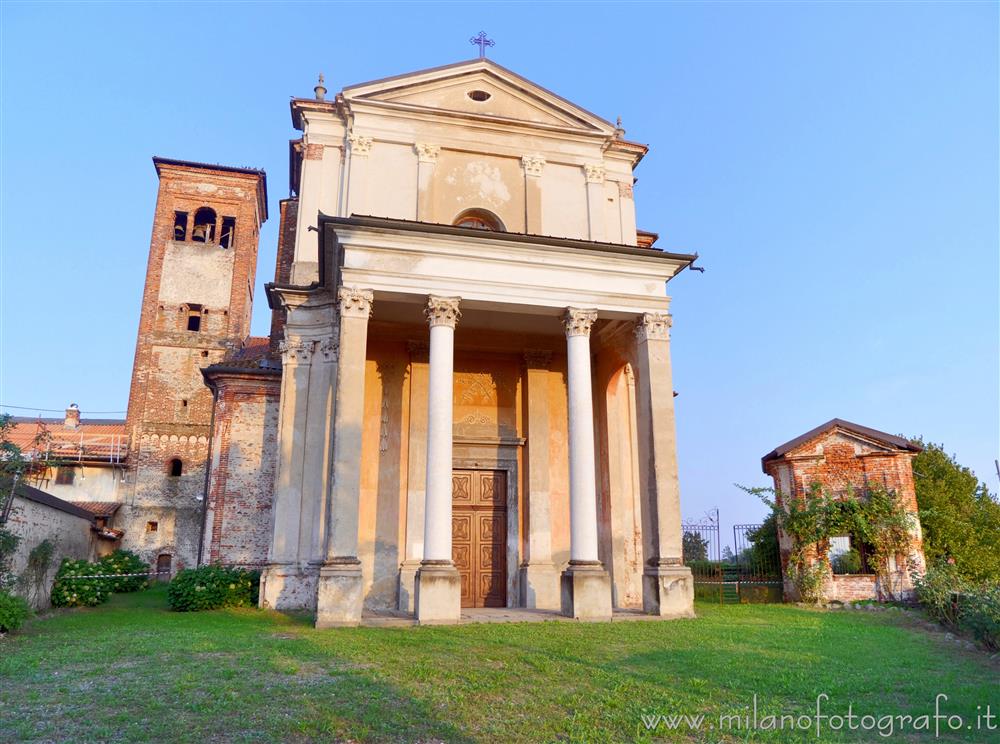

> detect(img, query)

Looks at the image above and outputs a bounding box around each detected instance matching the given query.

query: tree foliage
[682,531,709,562]
[911,439,1000,585]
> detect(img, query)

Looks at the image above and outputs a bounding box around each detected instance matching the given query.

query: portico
[261,214,696,625]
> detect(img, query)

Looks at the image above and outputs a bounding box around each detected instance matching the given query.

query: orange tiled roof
[5,417,127,463]
[69,501,122,517]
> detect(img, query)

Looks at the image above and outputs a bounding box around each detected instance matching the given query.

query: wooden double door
[452,469,507,608]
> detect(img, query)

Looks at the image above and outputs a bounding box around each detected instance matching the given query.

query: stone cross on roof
[469,31,495,59]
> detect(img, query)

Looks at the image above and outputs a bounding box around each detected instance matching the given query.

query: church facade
[133,58,697,625]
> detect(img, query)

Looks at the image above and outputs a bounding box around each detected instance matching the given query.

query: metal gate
[731,521,783,603]
[681,512,723,604]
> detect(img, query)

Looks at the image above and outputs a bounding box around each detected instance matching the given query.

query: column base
[643,563,695,618]
[397,559,421,613]
[415,561,461,624]
[259,562,318,611]
[519,562,561,610]
[561,561,612,621]
[315,558,363,628]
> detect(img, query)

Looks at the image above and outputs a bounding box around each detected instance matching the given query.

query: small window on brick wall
[146,521,158,532]
[168,458,183,477]
[186,304,202,332]
[173,211,188,241]
[219,217,236,248]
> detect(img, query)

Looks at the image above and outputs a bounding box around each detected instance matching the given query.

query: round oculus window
[467,90,491,102]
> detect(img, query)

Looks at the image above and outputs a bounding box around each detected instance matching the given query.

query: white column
[345,134,373,218]
[422,296,461,561]
[398,341,429,612]
[563,307,600,564]
[415,296,463,624]
[560,307,612,619]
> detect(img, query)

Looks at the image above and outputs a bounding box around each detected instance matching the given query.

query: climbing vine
[739,482,915,603]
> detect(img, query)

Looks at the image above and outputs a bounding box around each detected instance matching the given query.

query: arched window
[192,207,217,243]
[168,458,183,477]
[453,209,504,231]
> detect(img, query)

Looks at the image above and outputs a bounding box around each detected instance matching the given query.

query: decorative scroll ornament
[583,163,605,184]
[338,287,374,319]
[425,296,462,328]
[563,307,598,337]
[317,337,339,363]
[348,133,373,156]
[635,312,672,342]
[278,339,314,364]
[521,155,545,177]
[415,143,440,163]
[523,349,552,369]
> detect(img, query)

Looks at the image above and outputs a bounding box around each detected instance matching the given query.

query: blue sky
[2,2,997,540]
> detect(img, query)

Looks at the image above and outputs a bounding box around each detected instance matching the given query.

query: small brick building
[761,419,927,602]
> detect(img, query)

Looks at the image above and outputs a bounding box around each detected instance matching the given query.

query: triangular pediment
[762,418,921,465]
[342,59,615,133]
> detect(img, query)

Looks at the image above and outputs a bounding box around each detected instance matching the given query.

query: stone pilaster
[633,311,694,618]
[315,287,373,628]
[398,340,429,612]
[345,133,374,219]
[520,349,560,609]
[415,143,440,221]
[522,155,545,234]
[583,163,607,242]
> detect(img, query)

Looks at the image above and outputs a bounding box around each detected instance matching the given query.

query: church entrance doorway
[452,469,507,608]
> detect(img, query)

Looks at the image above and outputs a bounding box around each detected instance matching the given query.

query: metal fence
[682,515,724,604]
[731,522,783,603]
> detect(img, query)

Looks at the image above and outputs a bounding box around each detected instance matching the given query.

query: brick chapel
[33,58,704,625]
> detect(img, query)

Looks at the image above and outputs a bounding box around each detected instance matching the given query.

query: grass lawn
[1,587,996,742]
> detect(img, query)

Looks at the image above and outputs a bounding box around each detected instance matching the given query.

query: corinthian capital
[425,296,461,328]
[563,307,598,338]
[338,287,374,319]
[317,337,339,363]
[522,155,545,177]
[584,163,605,184]
[348,133,373,156]
[415,143,440,163]
[634,312,672,342]
[278,338,314,364]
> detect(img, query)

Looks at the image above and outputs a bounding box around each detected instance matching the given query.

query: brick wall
[123,159,267,571]
[201,370,281,566]
[765,426,926,602]
[269,198,298,352]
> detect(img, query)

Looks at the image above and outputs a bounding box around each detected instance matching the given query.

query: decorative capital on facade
[278,338,314,364]
[338,287,374,319]
[521,154,546,177]
[414,143,440,164]
[317,337,339,363]
[425,296,462,328]
[304,142,324,161]
[616,180,634,200]
[348,133,373,157]
[634,312,672,342]
[523,349,552,369]
[584,163,605,184]
[563,307,598,338]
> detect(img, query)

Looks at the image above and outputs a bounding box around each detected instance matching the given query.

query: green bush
[51,558,111,607]
[96,550,149,593]
[50,551,150,608]
[167,565,260,612]
[960,587,1000,651]
[832,549,862,575]
[914,562,965,627]
[0,589,30,632]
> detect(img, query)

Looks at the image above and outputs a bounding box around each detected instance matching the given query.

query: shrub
[51,558,111,607]
[0,589,30,632]
[959,587,1000,651]
[96,550,149,593]
[832,549,862,575]
[914,562,965,627]
[167,565,260,612]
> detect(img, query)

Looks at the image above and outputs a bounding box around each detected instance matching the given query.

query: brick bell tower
[124,157,268,571]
